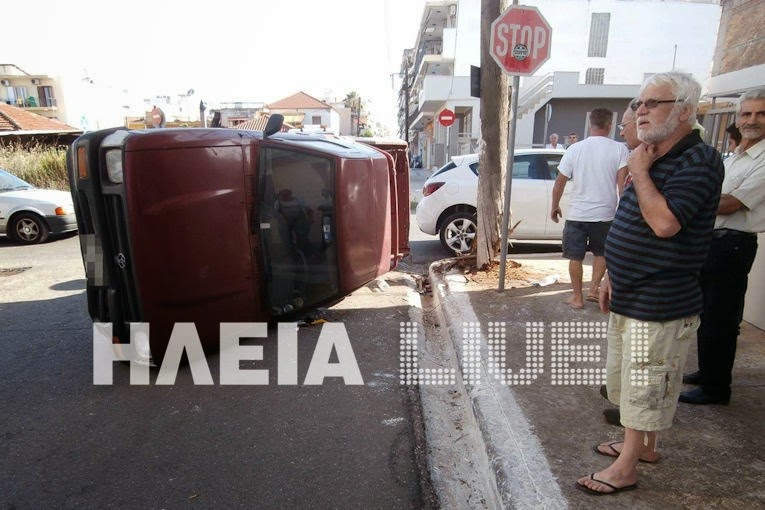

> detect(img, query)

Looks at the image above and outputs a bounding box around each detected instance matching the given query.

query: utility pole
[476,0,509,268]
[404,58,410,147]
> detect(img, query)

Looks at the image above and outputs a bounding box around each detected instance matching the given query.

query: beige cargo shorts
[605,312,699,431]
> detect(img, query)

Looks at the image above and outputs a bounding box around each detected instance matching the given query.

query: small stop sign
[438,108,455,127]
[490,5,552,76]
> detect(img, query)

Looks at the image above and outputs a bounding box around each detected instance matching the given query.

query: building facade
[0,64,61,121]
[399,0,721,169]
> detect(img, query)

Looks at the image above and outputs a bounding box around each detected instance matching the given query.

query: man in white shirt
[551,108,629,308]
[680,87,765,405]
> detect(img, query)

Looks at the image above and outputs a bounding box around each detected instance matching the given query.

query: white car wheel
[439,212,476,255]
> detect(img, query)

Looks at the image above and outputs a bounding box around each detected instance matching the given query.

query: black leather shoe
[603,408,622,427]
[679,388,730,405]
[682,371,703,385]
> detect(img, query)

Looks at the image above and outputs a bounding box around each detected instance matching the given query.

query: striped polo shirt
[605,131,724,321]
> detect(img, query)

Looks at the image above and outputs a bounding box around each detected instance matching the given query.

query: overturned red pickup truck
[67,116,409,362]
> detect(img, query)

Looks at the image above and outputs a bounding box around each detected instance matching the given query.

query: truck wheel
[439,212,476,255]
[9,212,50,244]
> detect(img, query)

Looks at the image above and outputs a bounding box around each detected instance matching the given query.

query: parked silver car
[0,169,77,244]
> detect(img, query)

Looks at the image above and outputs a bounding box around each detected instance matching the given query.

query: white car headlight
[105,149,123,183]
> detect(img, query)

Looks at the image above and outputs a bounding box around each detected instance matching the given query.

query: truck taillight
[423,182,445,197]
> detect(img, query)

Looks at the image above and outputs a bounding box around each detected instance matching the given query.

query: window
[259,148,338,315]
[312,115,321,125]
[588,13,610,57]
[585,68,605,85]
[39,86,56,107]
[513,155,552,180]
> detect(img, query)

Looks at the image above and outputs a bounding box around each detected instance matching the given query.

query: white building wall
[453,0,481,76]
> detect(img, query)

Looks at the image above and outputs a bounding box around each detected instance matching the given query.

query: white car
[415,149,567,254]
[0,168,77,244]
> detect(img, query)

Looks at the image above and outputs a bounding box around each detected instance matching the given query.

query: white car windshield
[0,170,35,191]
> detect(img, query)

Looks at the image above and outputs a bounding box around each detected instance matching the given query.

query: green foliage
[0,144,69,190]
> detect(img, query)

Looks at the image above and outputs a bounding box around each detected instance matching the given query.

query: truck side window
[259,148,339,315]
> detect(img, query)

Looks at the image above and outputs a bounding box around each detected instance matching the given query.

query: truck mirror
[264,114,284,137]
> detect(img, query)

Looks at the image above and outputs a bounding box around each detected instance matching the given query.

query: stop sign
[490,5,552,76]
[438,108,455,127]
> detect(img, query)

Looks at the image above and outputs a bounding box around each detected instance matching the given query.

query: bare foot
[595,440,661,463]
[577,466,638,494]
[565,296,584,309]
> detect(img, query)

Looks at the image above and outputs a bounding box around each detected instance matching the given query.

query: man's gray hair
[738,88,765,113]
[640,72,701,126]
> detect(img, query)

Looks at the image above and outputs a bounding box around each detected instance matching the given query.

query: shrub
[0,143,69,190]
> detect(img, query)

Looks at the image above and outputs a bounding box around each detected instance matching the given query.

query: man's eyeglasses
[630,99,679,111]
[618,119,636,130]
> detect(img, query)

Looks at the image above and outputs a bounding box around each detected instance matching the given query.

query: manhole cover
[0,267,31,277]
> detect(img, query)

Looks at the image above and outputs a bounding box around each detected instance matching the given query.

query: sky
[4,0,426,133]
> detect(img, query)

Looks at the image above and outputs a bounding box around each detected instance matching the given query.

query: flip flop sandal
[576,473,638,495]
[593,441,659,463]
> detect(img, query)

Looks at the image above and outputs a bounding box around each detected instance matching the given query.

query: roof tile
[0,103,80,132]
[266,91,333,111]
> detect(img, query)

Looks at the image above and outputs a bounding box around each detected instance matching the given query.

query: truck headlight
[102,130,130,184]
[105,149,123,183]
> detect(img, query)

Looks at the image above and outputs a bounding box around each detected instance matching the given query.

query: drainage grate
[0,267,32,277]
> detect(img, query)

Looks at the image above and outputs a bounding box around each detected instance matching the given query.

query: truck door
[258,147,340,315]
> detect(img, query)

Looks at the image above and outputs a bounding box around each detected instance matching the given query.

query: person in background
[725,122,742,157]
[546,133,563,149]
[578,72,723,496]
[565,132,579,148]
[551,108,629,309]
[601,101,644,427]
[619,105,640,151]
[680,88,765,405]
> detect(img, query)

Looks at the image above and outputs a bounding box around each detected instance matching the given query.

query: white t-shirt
[557,135,629,221]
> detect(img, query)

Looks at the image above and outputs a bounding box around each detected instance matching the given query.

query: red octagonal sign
[490,5,552,76]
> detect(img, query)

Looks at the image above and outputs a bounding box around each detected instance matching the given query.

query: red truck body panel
[67,128,409,362]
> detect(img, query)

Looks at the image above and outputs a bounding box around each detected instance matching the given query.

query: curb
[427,258,567,509]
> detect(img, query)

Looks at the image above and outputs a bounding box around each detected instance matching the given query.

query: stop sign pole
[490,2,551,291]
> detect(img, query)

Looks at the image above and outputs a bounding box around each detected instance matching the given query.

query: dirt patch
[437,257,555,289]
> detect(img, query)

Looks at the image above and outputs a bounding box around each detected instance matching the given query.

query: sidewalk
[425,253,765,509]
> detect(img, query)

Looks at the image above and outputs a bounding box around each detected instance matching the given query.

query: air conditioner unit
[31,78,41,85]
[0,79,10,87]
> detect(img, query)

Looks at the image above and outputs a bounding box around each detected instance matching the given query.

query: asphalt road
[0,233,429,509]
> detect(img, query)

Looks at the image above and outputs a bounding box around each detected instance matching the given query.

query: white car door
[508,154,550,237]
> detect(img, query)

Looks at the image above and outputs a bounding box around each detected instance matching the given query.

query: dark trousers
[697,233,758,397]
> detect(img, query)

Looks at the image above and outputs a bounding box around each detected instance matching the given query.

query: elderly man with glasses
[577,72,724,496]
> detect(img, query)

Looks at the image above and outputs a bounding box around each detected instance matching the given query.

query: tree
[476,0,509,269]
[343,91,364,136]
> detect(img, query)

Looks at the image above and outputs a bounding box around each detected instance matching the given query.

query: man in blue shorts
[551,108,629,308]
